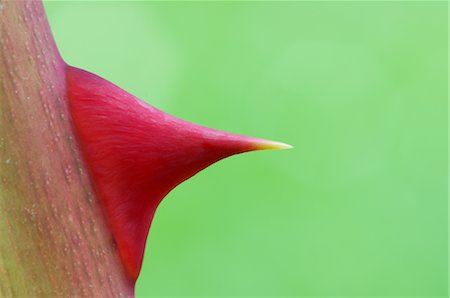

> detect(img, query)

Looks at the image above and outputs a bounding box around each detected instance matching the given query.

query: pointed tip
[252,139,294,151]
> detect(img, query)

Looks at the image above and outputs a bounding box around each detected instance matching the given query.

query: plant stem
[0,1,133,296]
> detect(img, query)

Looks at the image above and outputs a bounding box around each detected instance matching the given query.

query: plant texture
[0,1,289,296]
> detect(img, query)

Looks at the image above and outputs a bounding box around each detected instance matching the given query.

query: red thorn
[66,66,290,281]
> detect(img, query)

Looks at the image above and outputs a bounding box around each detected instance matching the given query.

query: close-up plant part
[1,1,447,297]
[0,1,290,296]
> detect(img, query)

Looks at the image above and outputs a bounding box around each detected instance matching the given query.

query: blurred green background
[44,1,447,297]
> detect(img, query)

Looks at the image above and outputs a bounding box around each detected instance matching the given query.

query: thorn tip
[253,139,293,151]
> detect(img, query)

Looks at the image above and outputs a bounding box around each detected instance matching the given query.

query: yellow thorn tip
[253,139,293,151]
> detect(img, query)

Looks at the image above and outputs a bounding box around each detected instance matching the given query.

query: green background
[44,1,447,297]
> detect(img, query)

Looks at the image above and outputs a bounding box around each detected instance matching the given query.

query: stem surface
[0,1,133,296]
